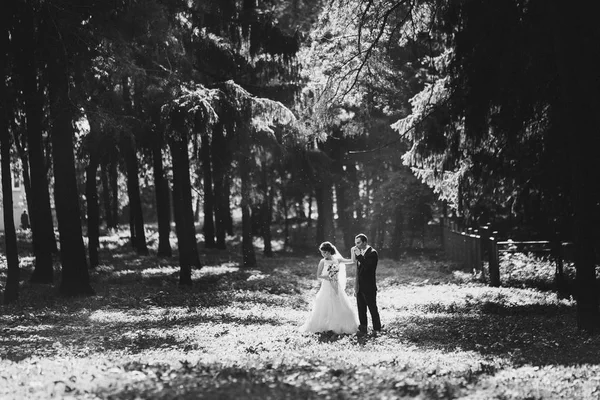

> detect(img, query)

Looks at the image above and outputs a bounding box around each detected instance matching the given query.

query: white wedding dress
[300,259,359,334]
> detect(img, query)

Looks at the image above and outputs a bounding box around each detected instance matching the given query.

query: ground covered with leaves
[1,231,600,399]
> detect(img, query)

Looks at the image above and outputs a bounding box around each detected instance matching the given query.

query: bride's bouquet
[328,264,339,282]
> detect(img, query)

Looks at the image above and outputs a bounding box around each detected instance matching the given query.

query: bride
[300,241,359,334]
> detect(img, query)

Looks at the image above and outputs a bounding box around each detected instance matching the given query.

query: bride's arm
[316,259,328,281]
[337,254,355,264]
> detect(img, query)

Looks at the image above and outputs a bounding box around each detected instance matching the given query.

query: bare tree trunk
[109,158,119,229]
[16,2,55,282]
[281,185,290,249]
[100,160,114,230]
[121,77,147,255]
[170,109,201,284]
[552,6,599,332]
[86,153,100,268]
[151,130,172,257]
[391,204,404,260]
[315,181,335,245]
[240,152,257,268]
[200,126,215,248]
[259,165,274,257]
[47,40,94,297]
[1,21,20,303]
[225,173,234,236]
[122,135,148,255]
[307,191,313,227]
[212,123,228,249]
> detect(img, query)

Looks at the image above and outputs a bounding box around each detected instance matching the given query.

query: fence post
[489,235,500,287]
[479,225,490,258]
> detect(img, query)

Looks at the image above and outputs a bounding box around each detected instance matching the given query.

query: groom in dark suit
[352,234,381,334]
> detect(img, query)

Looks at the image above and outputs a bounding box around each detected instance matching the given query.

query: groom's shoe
[358,325,367,334]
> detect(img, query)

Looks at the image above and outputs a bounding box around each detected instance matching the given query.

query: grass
[1,229,600,399]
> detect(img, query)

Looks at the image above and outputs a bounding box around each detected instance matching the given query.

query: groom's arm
[356,250,378,270]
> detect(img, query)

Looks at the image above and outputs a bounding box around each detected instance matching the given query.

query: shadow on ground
[387,298,600,367]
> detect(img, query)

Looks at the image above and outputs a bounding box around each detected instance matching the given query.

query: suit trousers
[356,291,381,332]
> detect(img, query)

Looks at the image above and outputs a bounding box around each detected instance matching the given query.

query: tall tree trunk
[200,126,215,248]
[86,153,100,268]
[224,173,234,236]
[109,157,119,229]
[315,181,335,245]
[239,152,257,268]
[391,204,404,260]
[47,44,94,297]
[329,130,354,250]
[100,160,114,230]
[121,77,147,254]
[212,123,228,249]
[16,2,55,282]
[128,202,136,247]
[170,110,201,284]
[1,21,20,303]
[281,184,290,249]
[306,191,313,227]
[335,179,354,250]
[151,130,172,257]
[1,138,19,304]
[553,6,600,333]
[122,136,148,255]
[260,165,274,257]
[347,164,362,232]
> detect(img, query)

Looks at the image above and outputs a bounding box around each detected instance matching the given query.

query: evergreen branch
[348,94,450,155]
[340,0,412,100]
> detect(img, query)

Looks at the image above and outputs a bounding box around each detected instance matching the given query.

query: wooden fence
[442,218,571,287]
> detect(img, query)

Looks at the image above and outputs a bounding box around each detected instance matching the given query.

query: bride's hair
[319,241,341,258]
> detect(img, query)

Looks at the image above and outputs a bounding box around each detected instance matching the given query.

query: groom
[352,234,381,334]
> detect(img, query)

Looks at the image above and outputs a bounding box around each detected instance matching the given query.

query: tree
[1,9,20,304]
[376,0,600,331]
[43,0,95,296]
[12,2,57,283]
[169,107,202,284]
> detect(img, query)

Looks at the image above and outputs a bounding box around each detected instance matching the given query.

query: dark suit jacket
[355,246,378,295]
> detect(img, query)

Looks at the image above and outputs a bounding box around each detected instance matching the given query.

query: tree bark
[151,130,172,257]
[47,42,94,297]
[121,77,147,255]
[552,5,599,333]
[212,123,228,249]
[391,204,404,260]
[200,126,215,248]
[1,21,20,303]
[121,135,148,255]
[170,110,201,284]
[347,164,363,232]
[315,181,335,245]
[16,2,55,282]
[259,165,274,257]
[240,152,257,268]
[281,184,290,249]
[86,153,100,268]
[109,157,119,229]
[100,160,114,230]
[224,173,234,236]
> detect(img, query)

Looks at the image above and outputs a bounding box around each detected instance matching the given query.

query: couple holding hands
[300,234,382,335]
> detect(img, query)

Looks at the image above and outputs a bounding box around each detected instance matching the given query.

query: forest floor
[1,228,600,399]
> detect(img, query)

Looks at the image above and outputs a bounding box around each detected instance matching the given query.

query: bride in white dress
[300,241,359,334]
